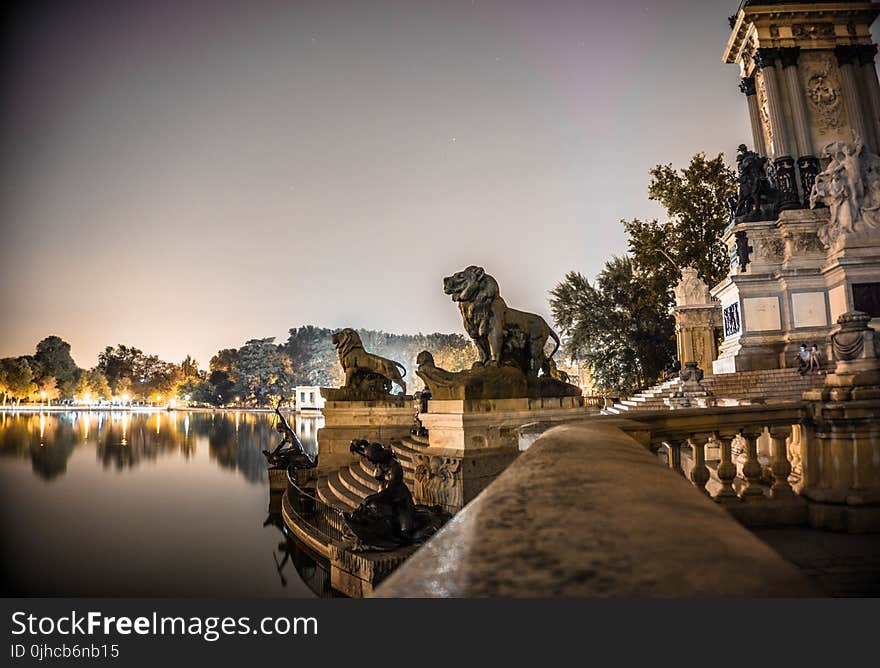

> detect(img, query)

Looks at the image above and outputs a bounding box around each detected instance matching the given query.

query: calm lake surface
[0,410,329,597]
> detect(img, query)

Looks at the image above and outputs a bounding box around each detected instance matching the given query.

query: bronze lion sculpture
[332,328,407,395]
[442,265,561,376]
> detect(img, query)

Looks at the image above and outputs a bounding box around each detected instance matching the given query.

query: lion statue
[442,266,561,376]
[332,328,407,395]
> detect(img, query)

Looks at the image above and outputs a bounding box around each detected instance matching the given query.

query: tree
[623,152,736,301]
[85,368,111,399]
[180,355,200,379]
[550,258,675,395]
[551,152,735,395]
[0,357,37,403]
[232,338,294,406]
[97,345,146,395]
[34,336,79,384]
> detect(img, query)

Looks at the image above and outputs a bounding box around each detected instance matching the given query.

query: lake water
[0,410,330,597]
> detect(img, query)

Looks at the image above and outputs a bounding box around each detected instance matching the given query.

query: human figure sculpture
[811,139,880,246]
[343,439,448,550]
[262,403,315,469]
[729,144,780,222]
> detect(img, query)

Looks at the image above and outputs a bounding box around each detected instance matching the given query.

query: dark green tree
[550,258,675,395]
[623,152,736,301]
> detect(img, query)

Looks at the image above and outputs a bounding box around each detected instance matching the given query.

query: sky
[0,0,752,368]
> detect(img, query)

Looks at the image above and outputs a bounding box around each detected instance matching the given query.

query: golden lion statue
[332,328,407,395]
[442,265,561,376]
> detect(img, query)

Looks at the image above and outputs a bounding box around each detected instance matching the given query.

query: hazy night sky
[1,0,752,368]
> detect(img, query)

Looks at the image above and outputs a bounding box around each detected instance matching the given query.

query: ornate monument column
[739,76,766,155]
[835,45,871,150]
[858,44,880,149]
[755,48,800,208]
[778,46,821,203]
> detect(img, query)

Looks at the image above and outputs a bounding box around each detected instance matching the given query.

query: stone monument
[406,266,592,509]
[316,329,416,473]
[715,1,880,373]
[672,267,722,375]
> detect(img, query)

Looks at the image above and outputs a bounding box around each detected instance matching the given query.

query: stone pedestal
[414,395,590,512]
[673,267,721,375]
[316,397,416,474]
[712,209,880,373]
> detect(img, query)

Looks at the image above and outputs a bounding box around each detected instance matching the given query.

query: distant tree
[97,345,146,395]
[232,338,294,406]
[210,349,239,375]
[85,368,111,399]
[180,355,200,379]
[35,377,61,403]
[284,326,341,386]
[34,336,79,384]
[550,258,675,395]
[0,357,37,404]
[208,370,235,405]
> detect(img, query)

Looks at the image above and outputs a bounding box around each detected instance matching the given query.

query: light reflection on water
[0,410,328,597]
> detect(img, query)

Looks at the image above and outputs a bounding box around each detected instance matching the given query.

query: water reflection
[0,410,323,484]
[0,410,327,597]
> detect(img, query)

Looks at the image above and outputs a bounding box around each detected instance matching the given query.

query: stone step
[316,476,353,512]
[326,472,362,510]
[338,466,376,499]
[351,460,382,491]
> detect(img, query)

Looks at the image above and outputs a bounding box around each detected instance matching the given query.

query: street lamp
[40,390,46,407]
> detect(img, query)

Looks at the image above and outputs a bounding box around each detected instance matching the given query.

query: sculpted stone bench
[374,422,817,597]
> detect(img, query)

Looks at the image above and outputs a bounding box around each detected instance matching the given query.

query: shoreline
[0,405,303,414]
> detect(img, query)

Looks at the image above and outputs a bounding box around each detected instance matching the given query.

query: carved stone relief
[755,234,785,262]
[755,70,774,152]
[800,52,844,133]
[791,23,835,40]
[413,455,462,509]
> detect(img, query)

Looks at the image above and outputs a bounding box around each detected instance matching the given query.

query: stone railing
[609,404,811,527]
[373,422,817,597]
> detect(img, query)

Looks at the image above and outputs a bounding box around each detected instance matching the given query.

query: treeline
[0,327,477,407]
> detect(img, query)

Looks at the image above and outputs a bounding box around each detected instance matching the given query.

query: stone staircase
[602,367,827,415]
[316,432,430,512]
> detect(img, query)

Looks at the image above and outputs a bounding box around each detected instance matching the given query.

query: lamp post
[40,390,46,408]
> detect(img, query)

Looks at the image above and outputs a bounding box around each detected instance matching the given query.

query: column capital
[857,44,878,66]
[835,44,861,67]
[778,46,800,69]
[739,76,756,96]
[754,47,779,69]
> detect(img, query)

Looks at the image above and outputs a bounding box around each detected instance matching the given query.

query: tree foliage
[551,152,736,395]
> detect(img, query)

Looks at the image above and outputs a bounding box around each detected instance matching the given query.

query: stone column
[755,48,799,209]
[778,46,819,205]
[857,45,880,152]
[754,48,791,157]
[739,76,766,156]
[779,48,812,157]
[835,45,871,150]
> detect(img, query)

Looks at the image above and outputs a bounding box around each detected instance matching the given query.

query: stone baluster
[715,432,740,502]
[688,435,710,496]
[768,425,794,498]
[835,46,871,151]
[739,428,765,498]
[739,76,766,156]
[666,440,684,476]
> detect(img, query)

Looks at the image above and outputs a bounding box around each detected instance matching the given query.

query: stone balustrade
[374,422,817,597]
